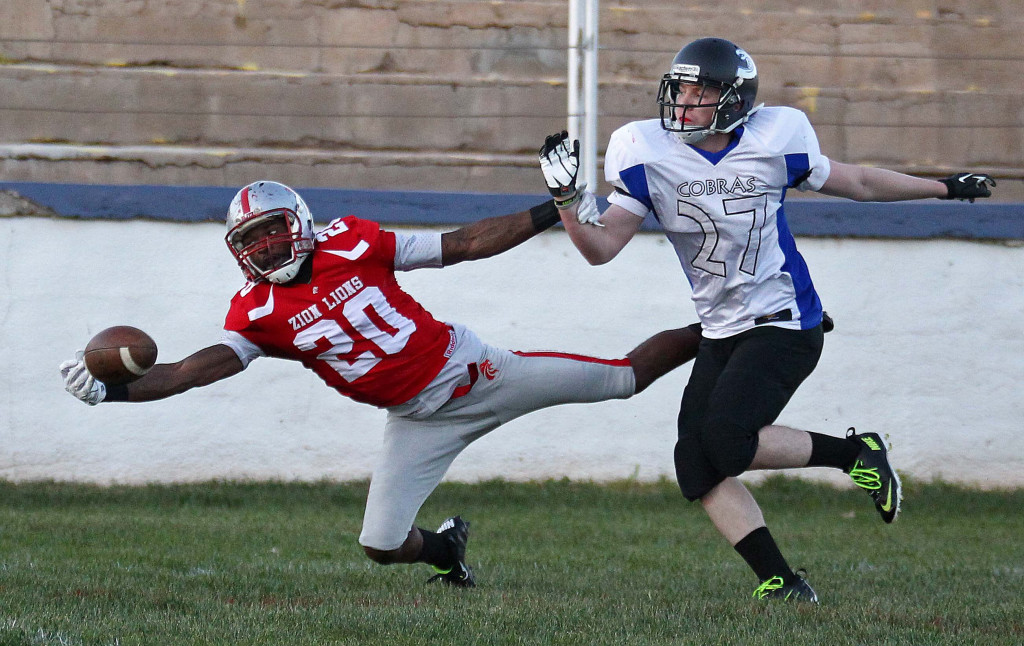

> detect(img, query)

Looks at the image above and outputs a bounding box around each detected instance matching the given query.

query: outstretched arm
[557,199,644,265]
[122,344,245,401]
[61,343,244,405]
[820,162,995,202]
[538,131,643,264]
[439,200,559,267]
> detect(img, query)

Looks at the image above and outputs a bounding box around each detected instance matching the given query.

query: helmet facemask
[658,76,748,145]
[227,210,313,283]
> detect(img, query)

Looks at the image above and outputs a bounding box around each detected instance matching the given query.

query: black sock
[807,431,860,470]
[734,526,795,584]
[416,528,454,570]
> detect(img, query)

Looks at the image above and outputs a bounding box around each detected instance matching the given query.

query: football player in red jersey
[61,180,702,587]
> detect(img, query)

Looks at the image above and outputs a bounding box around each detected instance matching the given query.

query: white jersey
[605,106,831,339]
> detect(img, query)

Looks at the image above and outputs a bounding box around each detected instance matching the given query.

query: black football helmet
[657,38,762,144]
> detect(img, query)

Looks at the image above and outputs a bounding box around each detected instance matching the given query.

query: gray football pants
[358,342,635,550]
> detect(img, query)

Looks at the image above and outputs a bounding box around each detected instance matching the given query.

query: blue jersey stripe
[784,152,812,188]
[776,199,822,329]
[619,164,655,214]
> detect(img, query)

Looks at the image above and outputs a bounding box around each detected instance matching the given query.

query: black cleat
[426,516,476,588]
[753,571,819,604]
[845,428,902,524]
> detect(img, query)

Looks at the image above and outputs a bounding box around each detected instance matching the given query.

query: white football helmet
[225,180,315,284]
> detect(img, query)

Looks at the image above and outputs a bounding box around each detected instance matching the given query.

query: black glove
[939,173,996,202]
[821,311,834,333]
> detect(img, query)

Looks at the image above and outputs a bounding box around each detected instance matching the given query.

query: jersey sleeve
[219,330,264,368]
[393,231,443,271]
[604,125,655,219]
[315,216,401,271]
[221,285,267,367]
[780,109,831,192]
[223,284,256,333]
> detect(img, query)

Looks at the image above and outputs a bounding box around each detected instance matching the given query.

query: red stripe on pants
[512,351,631,367]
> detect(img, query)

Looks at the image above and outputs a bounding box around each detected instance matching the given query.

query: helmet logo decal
[735,48,757,81]
[671,63,701,77]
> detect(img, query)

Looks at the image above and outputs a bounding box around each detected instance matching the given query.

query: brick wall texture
[1,0,1020,199]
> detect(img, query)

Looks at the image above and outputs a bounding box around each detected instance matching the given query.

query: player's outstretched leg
[752,570,819,603]
[844,428,902,524]
[425,516,476,587]
[627,323,701,393]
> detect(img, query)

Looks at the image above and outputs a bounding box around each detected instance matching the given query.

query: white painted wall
[2,217,1022,487]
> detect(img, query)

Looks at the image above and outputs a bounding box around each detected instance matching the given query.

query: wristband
[938,177,958,200]
[103,383,130,402]
[529,200,560,232]
[553,194,582,209]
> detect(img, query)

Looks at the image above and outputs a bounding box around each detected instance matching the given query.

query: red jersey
[224,216,455,407]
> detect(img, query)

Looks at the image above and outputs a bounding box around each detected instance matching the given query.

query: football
[83,326,158,385]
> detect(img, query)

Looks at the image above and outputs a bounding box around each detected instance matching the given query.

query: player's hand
[575,190,604,227]
[539,131,583,208]
[60,351,106,405]
[939,173,996,202]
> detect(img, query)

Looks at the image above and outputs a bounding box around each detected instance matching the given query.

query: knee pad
[674,437,723,501]
[700,419,758,477]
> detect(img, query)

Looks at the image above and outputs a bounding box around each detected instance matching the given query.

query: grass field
[0,477,1022,646]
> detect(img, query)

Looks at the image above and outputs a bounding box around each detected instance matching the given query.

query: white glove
[539,130,583,208]
[59,351,106,406]
[574,190,604,227]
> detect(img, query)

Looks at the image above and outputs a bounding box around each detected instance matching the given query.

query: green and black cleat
[426,516,476,588]
[846,428,902,523]
[753,571,819,604]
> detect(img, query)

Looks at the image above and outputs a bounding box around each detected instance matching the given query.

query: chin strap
[677,102,764,145]
[677,129,710,145]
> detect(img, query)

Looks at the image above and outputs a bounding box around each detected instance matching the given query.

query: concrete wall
[1,0,1022,199]
[3,216,1022,487]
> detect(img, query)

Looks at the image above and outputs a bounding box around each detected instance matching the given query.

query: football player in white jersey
[60,180,703,589]
[539,37,995,603]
